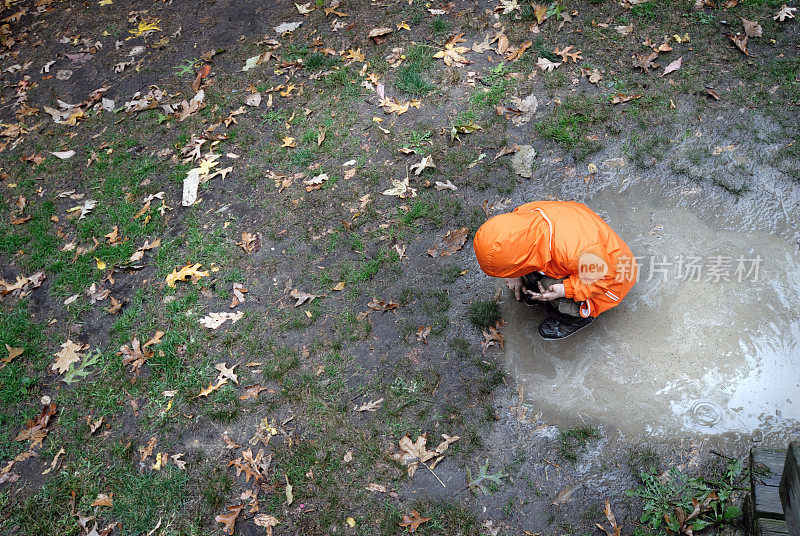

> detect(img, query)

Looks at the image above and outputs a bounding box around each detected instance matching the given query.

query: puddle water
[502,179,800,445]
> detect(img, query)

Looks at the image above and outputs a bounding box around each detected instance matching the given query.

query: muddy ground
[0,0,798,534]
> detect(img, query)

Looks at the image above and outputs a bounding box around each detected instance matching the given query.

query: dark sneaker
[537,316,594,340]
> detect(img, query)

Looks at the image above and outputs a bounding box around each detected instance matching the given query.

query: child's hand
[533,281,565,301]
[505,277,525,301]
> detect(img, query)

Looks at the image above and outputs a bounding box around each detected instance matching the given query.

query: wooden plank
[751,448,787,520]
[780,441,800,536]
[755,518,790,536]
[753,448,788,488]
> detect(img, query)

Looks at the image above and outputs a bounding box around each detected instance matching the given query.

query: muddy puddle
[501,169,800,446]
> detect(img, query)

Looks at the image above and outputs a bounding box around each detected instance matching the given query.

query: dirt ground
[0,0,798,534]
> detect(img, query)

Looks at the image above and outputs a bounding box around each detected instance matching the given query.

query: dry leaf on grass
[611,93,642,104]
[416,325,431,344]
[382,178,417,198]
[554,45,582,63]
[14,402,57,447]
[595,499,622,536]
[215,362,238,385]
[229,283,248,308]
[253,514,280,536]
[392,433,459,477]
[481,323,505,354]
[90,493,113,507]
[661,56,682,76]
[367,298,399,312]
[741,18,762,37]
[536,57,561,72]
[2,345,24,368]
[729,34,750,55]
[427,227,469,257]
[434,43,471,66]
[215,504,244,535]
[774,5,796,21]
[198,311,244,329]
[409,155,436,175]
[165,263,209,287]
[399,510,432,532]
[289,289,321,306]
[237,231,261,253]
[52,340,85,374]
[632,51,658,72]
[354,398,384,412]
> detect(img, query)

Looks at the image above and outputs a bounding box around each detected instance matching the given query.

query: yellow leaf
[95,258,106,270]
[98,0,112,5]
[165,264,210,288]
[397,21,410,30]
[346,517,356,527]
[129,19,161,38]
[282,136,296,148]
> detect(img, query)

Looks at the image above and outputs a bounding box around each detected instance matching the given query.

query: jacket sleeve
[562,272,616,302]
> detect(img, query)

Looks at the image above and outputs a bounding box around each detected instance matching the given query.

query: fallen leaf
[433,43,472,66]
[661,56,682,76]
[427,228,469,257]
[410,155,436,176]
[215,504,244,535]
[554,45,582,63]
[229,283,248,308]
[741,18,762,37]
[52,340,84,374]
[552,481,581,505]
[481,323,505,354]
[303,173,329,191]
[239,385,269,400]
[285,474,294,505]
[354,398,384,412]
[2,345,23,367]
[536,57,561,72]
[198,312,244,329]
[729,34,750,56]
[367,298,398,312]
[774,5,796,21]
[434,180,457,191]
[51,150,75,159]
[368,27,393,39]
[392,433,459,477]
[510,145,537,178]
[196,378,229,398]
[289,289,320,306]
[399,510,431,532]
[366,483,387,492]
[253,514,280,536]
[274,21,303,33]
[91,493,113,507]
[595,499,622,536]
[416,325,431,343]
[632,51,658,72]
[215,362,239,385]
[165,264,209,287]
[610,93,643,104]
[245,92,262,107]
[237,232,261,253]
[382,178,417,198]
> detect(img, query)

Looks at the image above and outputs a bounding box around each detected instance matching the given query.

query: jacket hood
[473,207,552,278]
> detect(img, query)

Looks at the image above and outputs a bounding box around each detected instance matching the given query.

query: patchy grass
[558,426,601,462]
[468,300,501,330]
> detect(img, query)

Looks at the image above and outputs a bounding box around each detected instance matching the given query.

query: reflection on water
[503,184,800,444]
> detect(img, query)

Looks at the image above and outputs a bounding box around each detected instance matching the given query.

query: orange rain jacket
[474,201,637,318]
